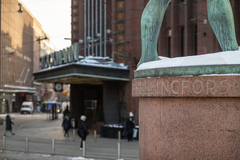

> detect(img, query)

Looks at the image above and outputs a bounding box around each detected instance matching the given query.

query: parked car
[20,101,34,114]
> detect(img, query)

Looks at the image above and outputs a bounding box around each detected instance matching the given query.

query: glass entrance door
[84,100,97,129]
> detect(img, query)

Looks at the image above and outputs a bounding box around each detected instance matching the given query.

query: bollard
[25,138,29,153]
[52,139,55,155]
[94,130,97,143]
[118,131,121,143]
[83,141,86,157]
[117,142,121,159]
[73,129,75,141]
[72,118,75,141]
[3,136,5,151]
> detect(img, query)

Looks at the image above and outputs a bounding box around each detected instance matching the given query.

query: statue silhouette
[138,0,239,67]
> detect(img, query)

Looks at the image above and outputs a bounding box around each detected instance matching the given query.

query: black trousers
[80,137,86,148]
[64,129,69,136]
[128,133,133,141]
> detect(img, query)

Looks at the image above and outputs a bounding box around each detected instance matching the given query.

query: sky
[21,0,71,51]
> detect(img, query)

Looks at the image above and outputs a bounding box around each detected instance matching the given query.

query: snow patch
[159,56,169,60]
[138,48,240,71]
[103,124,123,128]
[79,59,100,64]
[41,56,128,71]
[200,73,240,76]
[68,157,95,160]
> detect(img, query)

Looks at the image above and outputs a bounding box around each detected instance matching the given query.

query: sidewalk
[0,113,139,160]
[0,150,105,160]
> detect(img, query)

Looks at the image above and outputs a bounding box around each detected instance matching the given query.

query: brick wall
[73,0,240,124]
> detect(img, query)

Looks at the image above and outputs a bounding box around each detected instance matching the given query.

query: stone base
[133,76,240,160]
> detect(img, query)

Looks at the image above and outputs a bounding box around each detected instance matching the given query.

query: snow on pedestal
[137,48,240,71]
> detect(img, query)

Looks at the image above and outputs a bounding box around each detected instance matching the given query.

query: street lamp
[79,39,84,44]
[107,29,111,34]
[18,3,23,13]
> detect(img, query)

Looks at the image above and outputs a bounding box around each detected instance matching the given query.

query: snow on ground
[68,157,95,160]
[0,151,98,160]
[137,47,240,70]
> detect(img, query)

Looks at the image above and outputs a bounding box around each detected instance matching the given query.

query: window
[22,105,30,108]
[167,29,171,58]
[181,26,185,57]
[194,25,198,55]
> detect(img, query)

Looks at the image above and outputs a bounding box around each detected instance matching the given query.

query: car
[20,101,34,114]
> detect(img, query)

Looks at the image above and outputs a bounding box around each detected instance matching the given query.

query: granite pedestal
[133,75,240,159]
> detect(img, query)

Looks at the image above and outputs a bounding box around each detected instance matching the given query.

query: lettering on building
[40,43,79,69]
[6,46,31,62]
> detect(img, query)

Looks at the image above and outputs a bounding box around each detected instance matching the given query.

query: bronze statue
[138,0,239,67]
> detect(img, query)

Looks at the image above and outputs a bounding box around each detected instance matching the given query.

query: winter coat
[62,117,71,131]
[126,117,135,134]
[78,120,88,138]
[6,115,14,131]
[63,106,70,118]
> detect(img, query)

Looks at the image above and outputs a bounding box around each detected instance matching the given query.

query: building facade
[0,0,55,113]
[35,0,240,127]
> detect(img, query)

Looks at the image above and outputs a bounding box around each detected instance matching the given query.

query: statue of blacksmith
[138,0,239,67]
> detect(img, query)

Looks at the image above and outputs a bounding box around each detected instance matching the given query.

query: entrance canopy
[33,63,130,85]
[34,43,130,84]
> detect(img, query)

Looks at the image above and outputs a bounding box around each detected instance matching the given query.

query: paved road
[0,113,139,160]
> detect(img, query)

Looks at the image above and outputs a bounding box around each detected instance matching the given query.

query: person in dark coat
[62,114,71,137]
[4,114,15,136]
[78,115,89,150]
[126,112,135,142]
[63,105,70,119]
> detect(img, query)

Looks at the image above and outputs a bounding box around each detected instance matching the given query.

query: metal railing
[0,130,136,160]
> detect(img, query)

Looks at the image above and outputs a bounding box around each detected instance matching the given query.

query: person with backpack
[78,115,89,150]
[126,112,135,142]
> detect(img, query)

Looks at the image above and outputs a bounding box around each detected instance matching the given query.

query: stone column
[133,76,240,160]
[103,81,119,123]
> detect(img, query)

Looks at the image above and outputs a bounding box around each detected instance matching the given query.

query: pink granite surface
[133,76,240,97]
[135,76,240,160]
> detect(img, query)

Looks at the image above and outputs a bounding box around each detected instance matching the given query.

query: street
[0,113,139,160]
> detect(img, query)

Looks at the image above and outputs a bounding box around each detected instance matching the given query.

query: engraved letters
[192,80,203,94]
[136,78,229,96]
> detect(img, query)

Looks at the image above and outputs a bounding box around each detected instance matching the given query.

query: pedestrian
[126,112,135,142]
[62,114,70,137]
[78,115,89,150]
[63,105,70,118]
[4,114,15,136]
